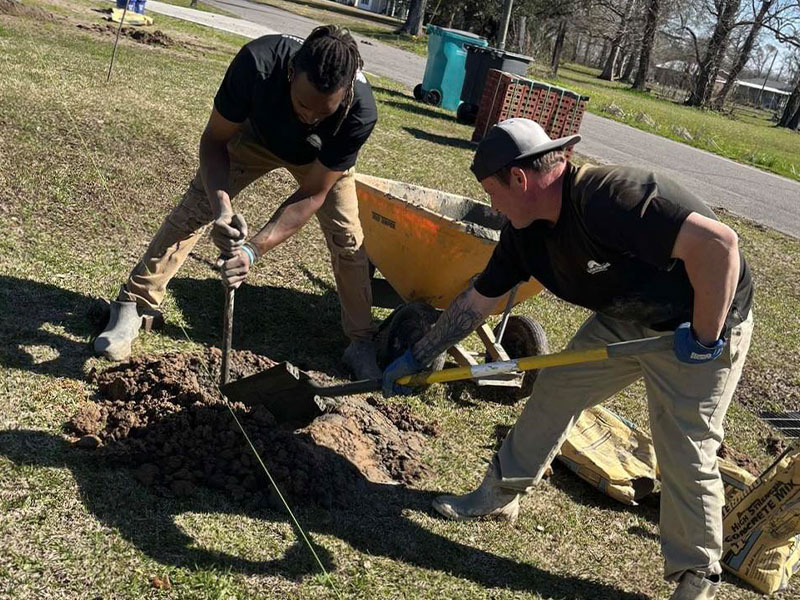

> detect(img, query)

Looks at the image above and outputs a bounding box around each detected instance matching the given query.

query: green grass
[531,63,800,182]
[0,2,798,599]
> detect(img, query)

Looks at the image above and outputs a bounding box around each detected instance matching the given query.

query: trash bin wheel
[375,302,447,376]
[413,83,424,101]
[492,315,549,401]
[456,102,478,124]
[424,88,442,106]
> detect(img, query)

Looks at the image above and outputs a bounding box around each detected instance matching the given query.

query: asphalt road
[147,0,800,237]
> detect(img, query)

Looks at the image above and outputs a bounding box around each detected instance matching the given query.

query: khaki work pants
[120,122,376,342]
[495,311,754,581]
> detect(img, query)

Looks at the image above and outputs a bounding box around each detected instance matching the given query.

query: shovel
[220,334,675,423]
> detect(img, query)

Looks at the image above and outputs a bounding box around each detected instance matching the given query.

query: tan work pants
[120,122,376,342]
[496,311,753,581]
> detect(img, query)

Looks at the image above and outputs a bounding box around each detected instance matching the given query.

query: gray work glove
[212,212,247,255]
[217,243,258,289]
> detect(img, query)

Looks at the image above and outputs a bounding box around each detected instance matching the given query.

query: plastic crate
[472,69,589,147]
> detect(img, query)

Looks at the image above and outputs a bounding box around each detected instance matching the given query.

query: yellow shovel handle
[395,334,673,388]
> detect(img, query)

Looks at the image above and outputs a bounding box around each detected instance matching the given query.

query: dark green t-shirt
[214,34,378,170]
[474,163,753,333]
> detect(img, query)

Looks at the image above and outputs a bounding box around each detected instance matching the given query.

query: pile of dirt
[68,350,437,508]
[76,23,176,47]
[718,442,761,477]
[0,0,57,20]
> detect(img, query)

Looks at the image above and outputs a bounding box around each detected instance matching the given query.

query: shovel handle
[311,378,382,397]
[221,287,235,386]
[396,334,675,388]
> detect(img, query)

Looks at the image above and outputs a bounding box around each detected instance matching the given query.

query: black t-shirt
[474,163,753,333]
[213,34,378,170]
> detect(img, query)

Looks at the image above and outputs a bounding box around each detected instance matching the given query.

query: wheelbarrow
[355,174,548,400]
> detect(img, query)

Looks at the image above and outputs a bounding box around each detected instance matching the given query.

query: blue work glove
[381,349,423,398]
[673,322,725,364]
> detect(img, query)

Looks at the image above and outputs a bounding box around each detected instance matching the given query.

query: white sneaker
[432,459,521,522]
[670,571,720,600]
[93,300,142,361]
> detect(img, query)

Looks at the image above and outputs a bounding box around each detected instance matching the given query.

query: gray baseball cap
[470,118,581,181]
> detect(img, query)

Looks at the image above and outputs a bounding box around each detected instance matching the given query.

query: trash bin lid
[426,24,487,45]
[464,45,533,63]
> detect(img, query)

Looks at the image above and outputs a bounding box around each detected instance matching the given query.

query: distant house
[731,78,792,110]
[332,0,406,17]
[652,61,728,94]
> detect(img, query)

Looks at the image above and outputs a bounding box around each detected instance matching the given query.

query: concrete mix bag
[557,406,658,505]
[721,445,800,594]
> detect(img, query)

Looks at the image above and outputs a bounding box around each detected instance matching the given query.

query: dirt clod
[718,442,761,477]
[76,23,176,47]
[70,350,435,508]
[0,0,57,20]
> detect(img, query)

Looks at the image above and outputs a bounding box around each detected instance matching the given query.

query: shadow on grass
[403,126,477,151]
[169,276,349,376]
[0,275,97,379]
[371,85,413,101]
[0,429,651,599]
[383,100,455,121]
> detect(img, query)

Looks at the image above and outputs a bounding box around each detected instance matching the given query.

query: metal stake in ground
[221,287,234,385]
[106,5,128,83]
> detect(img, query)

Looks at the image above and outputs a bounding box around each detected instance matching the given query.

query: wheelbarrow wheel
[375,302,446,374]
[492,315,549,401]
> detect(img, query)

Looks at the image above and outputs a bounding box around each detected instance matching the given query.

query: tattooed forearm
[411,285,492,366]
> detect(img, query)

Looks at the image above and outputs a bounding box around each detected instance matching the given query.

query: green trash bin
[414,25,487,112]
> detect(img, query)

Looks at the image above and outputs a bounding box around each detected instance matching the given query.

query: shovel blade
[220,362,324,424]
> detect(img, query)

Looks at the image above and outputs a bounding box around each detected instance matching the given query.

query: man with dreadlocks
[95,25,382,379]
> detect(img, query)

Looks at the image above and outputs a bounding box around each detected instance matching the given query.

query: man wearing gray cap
[382,118,753,600]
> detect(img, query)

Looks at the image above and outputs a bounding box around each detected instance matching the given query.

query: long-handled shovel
[220,334,674,422]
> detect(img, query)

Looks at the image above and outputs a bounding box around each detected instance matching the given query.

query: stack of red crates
[472,69,589,148]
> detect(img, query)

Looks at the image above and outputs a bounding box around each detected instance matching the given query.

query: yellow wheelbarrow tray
[355,174,547,397]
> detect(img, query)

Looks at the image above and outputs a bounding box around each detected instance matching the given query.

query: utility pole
[757,48,778,108]
[498,0,514,50]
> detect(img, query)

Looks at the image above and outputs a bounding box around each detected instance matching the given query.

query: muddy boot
[93,300,143,361]
[432,459,521,522]
[343,340,382,380]
[670,572,720,600]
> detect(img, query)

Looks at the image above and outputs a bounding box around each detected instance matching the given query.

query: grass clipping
[67,350,437,508]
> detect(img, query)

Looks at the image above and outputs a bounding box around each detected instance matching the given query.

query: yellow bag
[107,8,154,26]
[557,406,658,505]
[721,446,800,594]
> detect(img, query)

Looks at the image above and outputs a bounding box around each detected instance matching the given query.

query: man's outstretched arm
[382,285,499,396]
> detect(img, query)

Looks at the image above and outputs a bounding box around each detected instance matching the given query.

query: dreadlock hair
[291,25,364,133]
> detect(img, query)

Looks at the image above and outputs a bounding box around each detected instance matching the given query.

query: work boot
[93,300,143,361]
[343,340,382,380]
[432,459,521,522]
[670,571,720,600]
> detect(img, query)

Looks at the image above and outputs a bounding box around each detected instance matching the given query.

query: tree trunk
[582,37,592,64]
[778,77,800,130]
[621,48,637,82]
[550,19,568,76]
[398,0,428,36]
[517,16,528,54]
[685,0,741,107]
[632,0,660,90]
[596,39,611,69]
[599,0,636,80]
[571,33,581,62]
[712,0,774,109]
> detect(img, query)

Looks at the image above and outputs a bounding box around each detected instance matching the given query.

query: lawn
[0,1,798,599]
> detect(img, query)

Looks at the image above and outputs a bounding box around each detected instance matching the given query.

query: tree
[778,74,800,129]
[713,0,774,108]
[684,0,742,107]
[551,18,569,75]
[599,0,637,80]
[632,0,661,89]
[398,0,429,36]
